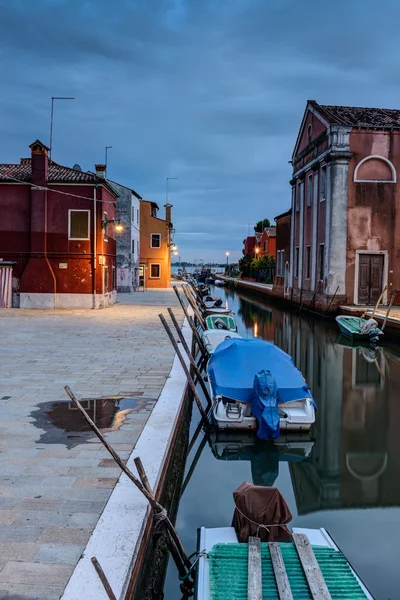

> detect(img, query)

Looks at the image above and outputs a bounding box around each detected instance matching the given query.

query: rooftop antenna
[105,146,113,176]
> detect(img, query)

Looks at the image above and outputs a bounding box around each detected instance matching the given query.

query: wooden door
[358,254,384,304]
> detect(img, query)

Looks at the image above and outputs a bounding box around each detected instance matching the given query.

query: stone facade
[107,178,142,293]
[282,101,400,312]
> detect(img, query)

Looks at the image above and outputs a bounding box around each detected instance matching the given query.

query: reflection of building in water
[237,295,275,341]
[276,311,400,514]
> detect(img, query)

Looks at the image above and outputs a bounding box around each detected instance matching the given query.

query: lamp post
[255,246,260,258]
[226,251,230,271]
[105,146,113,176]
[49,96,75,161]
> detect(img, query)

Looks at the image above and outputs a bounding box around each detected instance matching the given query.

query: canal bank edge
[62,316,192,600]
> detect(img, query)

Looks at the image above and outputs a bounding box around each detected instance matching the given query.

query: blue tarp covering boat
[208,338,315,439]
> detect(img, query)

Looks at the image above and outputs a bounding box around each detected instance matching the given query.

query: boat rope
[178,550,207,581]
[154,508,168,521]
[234,502,288,536]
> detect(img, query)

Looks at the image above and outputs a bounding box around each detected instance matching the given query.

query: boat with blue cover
[207,338,316,438]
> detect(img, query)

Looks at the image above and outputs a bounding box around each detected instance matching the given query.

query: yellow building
[139,201,172,288]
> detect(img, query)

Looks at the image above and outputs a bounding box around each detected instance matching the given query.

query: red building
[0,140,119,308]
[244,235,256,256]
[259,227,276,259]
[287,101,400,311]
[274,209,291,296]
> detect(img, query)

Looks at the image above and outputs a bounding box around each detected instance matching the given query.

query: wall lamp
[102,219,123,232]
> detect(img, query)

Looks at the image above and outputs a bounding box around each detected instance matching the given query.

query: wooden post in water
[167,308,212,406]
[173,286,208,358]
[158,314,209,423]
[370,284,388,319]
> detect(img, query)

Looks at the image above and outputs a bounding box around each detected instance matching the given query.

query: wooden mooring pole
[172,286,208,360]
[167,308,212,406]
[158,314,210,423]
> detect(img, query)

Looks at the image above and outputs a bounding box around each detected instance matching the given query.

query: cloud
[1,0,399,260]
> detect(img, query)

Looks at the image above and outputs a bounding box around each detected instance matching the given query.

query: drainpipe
[93,185,98,309]
[44,185,57,308]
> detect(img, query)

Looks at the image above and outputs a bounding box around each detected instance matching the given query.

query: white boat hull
[210,394,315,432]
[196,526,373,600]
[201,330,242,355]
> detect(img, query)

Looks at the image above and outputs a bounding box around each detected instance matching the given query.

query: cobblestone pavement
[0,289,184,599]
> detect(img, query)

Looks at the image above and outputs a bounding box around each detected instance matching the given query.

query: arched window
[354,155,396,183]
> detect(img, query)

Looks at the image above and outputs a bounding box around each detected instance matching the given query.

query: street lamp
[101,218,123,232]
[226,252,230,268]
[49,96,75,161]
[255,246,260,257]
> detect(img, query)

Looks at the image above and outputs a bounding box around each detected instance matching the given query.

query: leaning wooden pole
[182,285,207,330]
[382,289,397,331]
[172,286,208,359]
[159,314,209,423]
[371,284,388,319]
[64,385,191,571]
[167,308,212,406]
[133,457,189,580]
[91,557,117,600]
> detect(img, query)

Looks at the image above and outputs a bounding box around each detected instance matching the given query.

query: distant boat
[214,279,225,287]
[205,314,237,331]
[336,315,382,344]
[207,338,316,438]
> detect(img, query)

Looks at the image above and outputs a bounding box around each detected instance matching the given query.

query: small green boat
[205,314,237,331]
[335,315,382,344]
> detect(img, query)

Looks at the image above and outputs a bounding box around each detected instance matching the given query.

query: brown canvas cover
[232,482,292,542]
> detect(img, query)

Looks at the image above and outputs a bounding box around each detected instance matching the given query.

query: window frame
[103,211,108,242]
[307,173,313,207]
[149,263,161,279]
[150,233,161,248]
[295,184,301,212]
[319,243,325,282]
[131,239,135,256]
[104,266,109,293]
[305,245,311,279]
[131,206,135,223]
[68,209,90,241]
[264,239,268,252]
[295,246,299,279]
[320,166,326,202]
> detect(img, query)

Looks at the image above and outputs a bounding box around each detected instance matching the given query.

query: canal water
[163,286,400,600]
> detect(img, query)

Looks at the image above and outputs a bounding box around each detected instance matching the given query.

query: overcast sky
[1,0,399,262]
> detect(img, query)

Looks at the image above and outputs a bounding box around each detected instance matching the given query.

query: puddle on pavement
[31,395,157,448]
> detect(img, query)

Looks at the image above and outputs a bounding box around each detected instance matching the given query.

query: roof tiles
[314,102,400,129]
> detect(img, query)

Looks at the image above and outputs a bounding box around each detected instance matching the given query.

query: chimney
[95,164,106,179]
[30,140,49,187]
[164,203,173,226]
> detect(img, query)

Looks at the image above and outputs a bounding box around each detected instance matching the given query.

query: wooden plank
[247,536,262,600]
[293,534,332,600]
[269,543,293,600]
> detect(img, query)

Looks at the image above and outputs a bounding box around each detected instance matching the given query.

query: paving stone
[0,583,65,600]
[0,561,73,585]
[38,527,92,545]
[68,512,100,528]
[0,510,17,525]
[73,477,119,488]
[0,526,43,542]
[0,542,39,561]
[33,543,85,565]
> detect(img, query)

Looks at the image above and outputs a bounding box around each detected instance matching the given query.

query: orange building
[139,201,172,288]
[259,227,276,259]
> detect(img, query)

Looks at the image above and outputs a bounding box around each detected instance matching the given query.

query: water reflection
[236,292,400,514]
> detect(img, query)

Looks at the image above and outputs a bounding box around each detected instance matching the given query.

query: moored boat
[196,483,373,600]
[207,338,316,438]
[336,315,382,344]
[201,329,242,355]
[205,314,237,331]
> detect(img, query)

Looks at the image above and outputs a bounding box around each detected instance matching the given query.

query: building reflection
[236,294,400,514]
